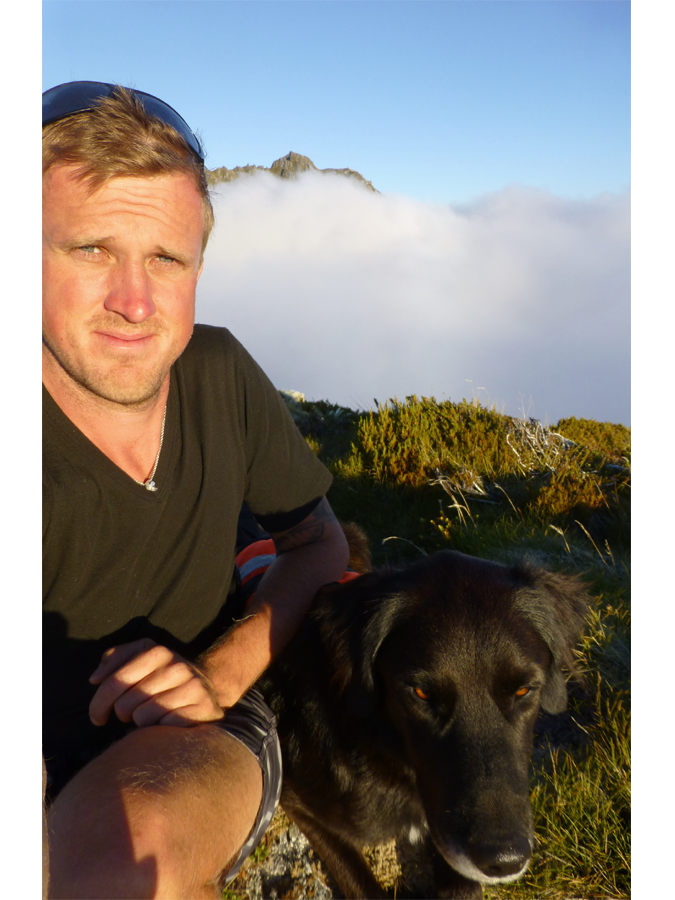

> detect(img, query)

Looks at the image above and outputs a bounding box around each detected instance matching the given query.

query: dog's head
[315,550,588,718]
[313,549,590,885]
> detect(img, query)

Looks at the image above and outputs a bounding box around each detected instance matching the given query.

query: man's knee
[48,724,263,898]
[117,725,264,858]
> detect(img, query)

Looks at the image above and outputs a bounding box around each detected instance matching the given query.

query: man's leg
[47,723,263,899]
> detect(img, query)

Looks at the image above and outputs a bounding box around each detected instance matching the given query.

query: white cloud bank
[197,172,630,425]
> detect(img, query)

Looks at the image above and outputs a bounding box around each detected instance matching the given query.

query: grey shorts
[215,685,283,885]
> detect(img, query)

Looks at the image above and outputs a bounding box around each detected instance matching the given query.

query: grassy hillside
[236,395,631,899]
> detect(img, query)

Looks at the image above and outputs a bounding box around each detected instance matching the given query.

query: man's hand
[89,638,225,728]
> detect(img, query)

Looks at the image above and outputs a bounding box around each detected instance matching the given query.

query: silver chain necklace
[133,404,167,492]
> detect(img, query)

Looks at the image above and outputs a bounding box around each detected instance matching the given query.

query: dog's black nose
[470,837,532,878]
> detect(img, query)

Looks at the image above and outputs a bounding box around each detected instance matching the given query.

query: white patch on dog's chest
[408,821,427,844]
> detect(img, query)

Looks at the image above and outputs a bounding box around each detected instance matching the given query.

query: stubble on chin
[42,331,183,411]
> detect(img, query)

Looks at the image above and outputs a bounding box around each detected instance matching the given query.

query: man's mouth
[95,330,158,346]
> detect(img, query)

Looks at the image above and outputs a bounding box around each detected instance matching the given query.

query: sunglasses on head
[42,81,205,163]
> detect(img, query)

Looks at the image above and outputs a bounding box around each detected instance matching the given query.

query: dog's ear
[514,565,591,714]
[312,574,404,719]
[539,663,569,714]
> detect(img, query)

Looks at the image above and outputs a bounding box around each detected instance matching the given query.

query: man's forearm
[201,504,349,708]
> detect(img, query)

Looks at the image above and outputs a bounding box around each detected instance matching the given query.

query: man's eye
[73,245,104,261]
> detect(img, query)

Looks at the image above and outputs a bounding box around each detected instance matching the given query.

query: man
[42,82,349,899]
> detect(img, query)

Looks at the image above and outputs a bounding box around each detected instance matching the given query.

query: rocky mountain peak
[269,152,317,179]
[207,152,377,192]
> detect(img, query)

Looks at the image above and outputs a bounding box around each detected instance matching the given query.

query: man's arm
[200,496,349,708]
[87,497,349,725]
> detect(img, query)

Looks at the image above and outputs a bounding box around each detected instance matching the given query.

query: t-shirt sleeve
[253,496,323,534]
[230,334,333,521]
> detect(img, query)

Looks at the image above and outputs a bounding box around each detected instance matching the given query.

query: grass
[235,394,631,899]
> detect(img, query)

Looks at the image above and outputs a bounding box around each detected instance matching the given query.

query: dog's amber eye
[515,686,531,698]
[414,687,429,700]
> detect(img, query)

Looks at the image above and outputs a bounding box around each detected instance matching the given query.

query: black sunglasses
[42,81,205,162]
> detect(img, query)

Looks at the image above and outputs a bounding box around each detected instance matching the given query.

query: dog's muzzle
[434,833,533,884]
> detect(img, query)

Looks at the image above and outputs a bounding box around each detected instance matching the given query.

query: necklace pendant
[133,403,166,491]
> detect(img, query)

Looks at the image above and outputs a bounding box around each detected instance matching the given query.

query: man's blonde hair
[42,86,214,254]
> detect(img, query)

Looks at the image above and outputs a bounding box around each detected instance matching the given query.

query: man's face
[42,165,205,407]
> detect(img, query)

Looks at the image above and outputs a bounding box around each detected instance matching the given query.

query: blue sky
[43,0,630,204]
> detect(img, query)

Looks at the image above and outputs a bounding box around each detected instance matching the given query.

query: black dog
[259,535,589,899]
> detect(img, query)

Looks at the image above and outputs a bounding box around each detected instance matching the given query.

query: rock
[270,152,317,179]
[207,153,378,192]
[229,808,436,899]
[230,809,335,899]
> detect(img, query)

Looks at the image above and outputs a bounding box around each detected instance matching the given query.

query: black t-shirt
[43,325,332,751]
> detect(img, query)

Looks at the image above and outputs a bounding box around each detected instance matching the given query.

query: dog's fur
[259,528,589,899]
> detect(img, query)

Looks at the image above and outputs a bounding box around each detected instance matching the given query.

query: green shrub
[348,396,517,487]
[554,417,631,461]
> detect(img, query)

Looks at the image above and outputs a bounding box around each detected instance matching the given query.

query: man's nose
[104,262,157,323]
